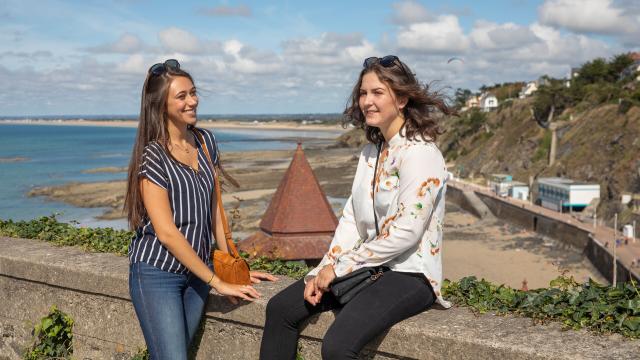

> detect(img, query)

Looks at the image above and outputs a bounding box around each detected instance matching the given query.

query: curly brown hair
[343,58,455,145]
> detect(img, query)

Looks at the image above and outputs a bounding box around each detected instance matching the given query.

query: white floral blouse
[306,131,450,308]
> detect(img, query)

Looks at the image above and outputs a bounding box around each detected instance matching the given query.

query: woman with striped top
[124,59,275,360]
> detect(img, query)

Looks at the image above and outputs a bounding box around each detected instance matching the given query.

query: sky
[1,0,639,116]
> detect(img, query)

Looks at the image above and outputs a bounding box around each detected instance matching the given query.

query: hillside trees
[532,53,636,126]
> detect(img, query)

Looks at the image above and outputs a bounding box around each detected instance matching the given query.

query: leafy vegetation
[0,214,132,255]
[479,81,525,102]
[532,53,637,124]
[458,108,487,137]
[5,216,640,340]
[443,276,640,338]
[0,215,310,278]
[242,254,311,279]
[532,131,552,162]
[130,348,150,360]
[24,306,74,360]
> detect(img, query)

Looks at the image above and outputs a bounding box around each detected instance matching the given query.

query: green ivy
[24,305,74,360]
[0,215,132,256]
[130,348,150,360]
[442,276,640,338]
[243,254,310,280]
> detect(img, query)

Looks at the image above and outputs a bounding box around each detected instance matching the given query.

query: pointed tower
[238,143,338,264]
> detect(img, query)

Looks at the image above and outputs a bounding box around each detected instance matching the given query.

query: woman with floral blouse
[260,56,455,360]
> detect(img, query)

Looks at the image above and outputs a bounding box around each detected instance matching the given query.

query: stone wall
[1,236,639,359]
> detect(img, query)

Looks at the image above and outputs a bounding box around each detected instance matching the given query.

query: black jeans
[260,270,436,360]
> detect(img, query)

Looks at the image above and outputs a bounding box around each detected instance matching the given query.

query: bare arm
[140,178,260,300]
[213,202,229,253]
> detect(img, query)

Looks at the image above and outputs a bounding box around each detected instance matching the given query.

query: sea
[0,122,341,229]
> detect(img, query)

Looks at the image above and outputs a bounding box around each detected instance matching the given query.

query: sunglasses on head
[363,55,410,77]
[148,59,180,76]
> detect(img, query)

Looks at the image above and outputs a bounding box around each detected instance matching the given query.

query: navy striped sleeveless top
[128,127,219,274]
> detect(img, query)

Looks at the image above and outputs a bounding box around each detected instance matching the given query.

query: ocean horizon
[0,123,340,229]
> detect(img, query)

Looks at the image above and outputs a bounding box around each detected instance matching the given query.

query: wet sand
[0,157,29,163]
[443,203,608,288]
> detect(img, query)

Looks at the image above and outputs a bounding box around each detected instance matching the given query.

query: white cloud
[200,5,252,17]
[528,22,611,63]
[391,0,432,24]
[87,33,144,54]
[158,27,201,54]
[538,0,638,35]
[282,32,375,66]
[223,39,243,56]
[397,15,469,53]
[471,21,540,50]
[115,54,146,74]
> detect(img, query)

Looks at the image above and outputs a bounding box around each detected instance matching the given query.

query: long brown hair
[343,58,455,144]
[124,66,194,229]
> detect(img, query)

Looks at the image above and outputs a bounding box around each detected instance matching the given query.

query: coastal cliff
[438,97,640,227]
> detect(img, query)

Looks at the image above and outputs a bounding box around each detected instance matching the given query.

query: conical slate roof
[239,143,337,260]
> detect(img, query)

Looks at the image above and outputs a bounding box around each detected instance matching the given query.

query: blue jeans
[129,261,211,360]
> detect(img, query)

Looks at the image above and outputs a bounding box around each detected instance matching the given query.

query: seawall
[447,182,640,283]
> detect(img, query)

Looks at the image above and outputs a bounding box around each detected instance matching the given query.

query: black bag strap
[372,139,383,236]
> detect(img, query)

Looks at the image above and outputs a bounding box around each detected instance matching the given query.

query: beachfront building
[479,93,498,112]
[489,174,512,197]
[518,81,538,99]
[509,182,530,201]
[464,95,480,110]
[238,143,338,266]
[535,177,600,212]
[620,59,640,82]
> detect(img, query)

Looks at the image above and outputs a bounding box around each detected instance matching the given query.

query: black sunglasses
[148,59,180,76]
[363,55,410,77]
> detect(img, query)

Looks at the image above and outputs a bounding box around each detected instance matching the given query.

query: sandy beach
[0,118,347,132]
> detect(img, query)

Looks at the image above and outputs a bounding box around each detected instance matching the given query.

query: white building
[464,95,480,110]
[518,81,538,99]
[489,174,512,197]
[536,177,600,212]
[509,182,530,201]
[620,60,640,81]
[479,93,498,112]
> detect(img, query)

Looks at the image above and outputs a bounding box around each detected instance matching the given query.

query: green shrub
[24,306,74,360]
[0,215,132,255]
[532,131,551,162]
[443,276,640,338]
[243,255,310,280]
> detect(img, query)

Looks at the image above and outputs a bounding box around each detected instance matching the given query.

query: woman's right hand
[212,280,261,302]
[303,277,324,306]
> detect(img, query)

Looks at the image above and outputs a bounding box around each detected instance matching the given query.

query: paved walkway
[448,179,640,282]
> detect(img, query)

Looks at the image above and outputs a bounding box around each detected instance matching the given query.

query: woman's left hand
[250,270,278,283]
[315,265,336,291]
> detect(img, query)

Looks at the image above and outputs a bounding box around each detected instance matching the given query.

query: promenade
[448,178,640,283]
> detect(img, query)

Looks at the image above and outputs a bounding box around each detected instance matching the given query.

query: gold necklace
[171,134,194,154]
